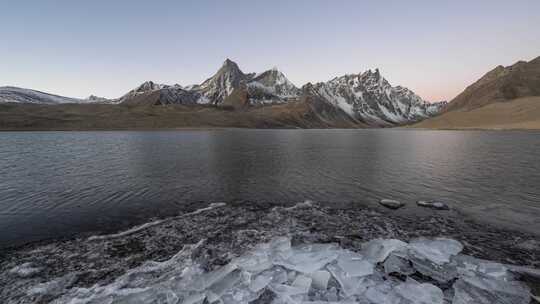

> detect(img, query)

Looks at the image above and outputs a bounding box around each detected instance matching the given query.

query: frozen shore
[1,201,539,303]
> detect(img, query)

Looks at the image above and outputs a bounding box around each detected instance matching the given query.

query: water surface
[1,129,539,248]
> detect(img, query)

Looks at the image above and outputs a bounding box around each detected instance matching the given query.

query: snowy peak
[112,60,442,125]
[305,69,442,126]
[247,68,300,104]
[134,81,166,92]
[196,59,249,104]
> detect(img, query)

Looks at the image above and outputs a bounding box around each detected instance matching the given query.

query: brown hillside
[445,56,540,112]
[411,96,540,130]
[0,98,367,131]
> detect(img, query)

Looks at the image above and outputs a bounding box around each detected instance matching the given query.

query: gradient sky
[1,0,539,102]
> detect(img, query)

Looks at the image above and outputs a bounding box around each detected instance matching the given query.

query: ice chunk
[111,288,181,304]
[336,250,374,277]
[326,264,365,296]
[362,238,408,263]
[250,273,274,292]
[408,238,463,265]
[235,237,291,273]
[453,254,511,280]
[292,274,312,293]
[274,243,339,274]
[394,278,444,304]
[409,253,458,283]
[452,273,531,304]
[364,280,401,304]
[270,283,311,297]
[206,269,243,302]
[220,286,264,304]
[193,262,238,290]
[235,250,273,273]
[384,254,414,276]
[182,292,206,304]
[309,270,331,290]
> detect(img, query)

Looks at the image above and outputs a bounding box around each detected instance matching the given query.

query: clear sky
[1,0,539,102]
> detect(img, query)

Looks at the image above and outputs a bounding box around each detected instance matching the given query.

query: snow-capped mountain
[119,59,301,106]
[2,59,446,126]
[247,68,301,104]
[117,81,202,105]
[0,86,113,104]
[303,69,445,126]
[192,59,251,105]
[118,60,444,125]
[0,86,86,104]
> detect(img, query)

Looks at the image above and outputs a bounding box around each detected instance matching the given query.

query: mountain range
[0,59,445,127]
[3,56,539,130]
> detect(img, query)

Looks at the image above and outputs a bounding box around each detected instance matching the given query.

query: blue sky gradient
[1,0,539,101]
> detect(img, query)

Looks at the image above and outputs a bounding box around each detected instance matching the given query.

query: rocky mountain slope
[412,56,540,129]
[444,56,540,112]
[412,96,540,130]
[304,69,446,126]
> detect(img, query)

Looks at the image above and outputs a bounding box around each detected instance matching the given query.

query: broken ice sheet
[274,243,340,274]
[206,269,243,302]
[364,280,401,304]
[309,270,331,290]
[192,262,239,291]
[336,250,374,277]
[408,253,458,283]
[452,272,531,304]
[250,273,274,293]
[326,264,366,297]
[362,238,408,264]
[452,254,511,280]
[408,237,463,265]
[22,236,535,304]
[394,278,444,304]
[270,282,310,298]
[383,253,414,276]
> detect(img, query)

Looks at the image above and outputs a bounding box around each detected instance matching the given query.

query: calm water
[1,129,539,248]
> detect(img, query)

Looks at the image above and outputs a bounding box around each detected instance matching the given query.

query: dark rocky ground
[1,201,539,303]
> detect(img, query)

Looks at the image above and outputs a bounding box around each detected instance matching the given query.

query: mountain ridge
[116,59,444,126]
[0,59,448,127]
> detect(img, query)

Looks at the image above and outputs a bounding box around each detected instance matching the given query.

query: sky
[1,0,539,102]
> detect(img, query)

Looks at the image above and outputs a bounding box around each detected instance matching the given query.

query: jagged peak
[360,68,381,78]
[135,81,163,92]
[205,59,245,82]
[221,58,241,70]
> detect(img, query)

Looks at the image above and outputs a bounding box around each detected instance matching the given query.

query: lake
[1,129,539,248]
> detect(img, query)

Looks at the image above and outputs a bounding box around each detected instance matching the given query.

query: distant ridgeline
[0,59,447,127]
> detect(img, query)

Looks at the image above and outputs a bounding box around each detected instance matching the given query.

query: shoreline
[1,201,539,302]
[2,199,539,252]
